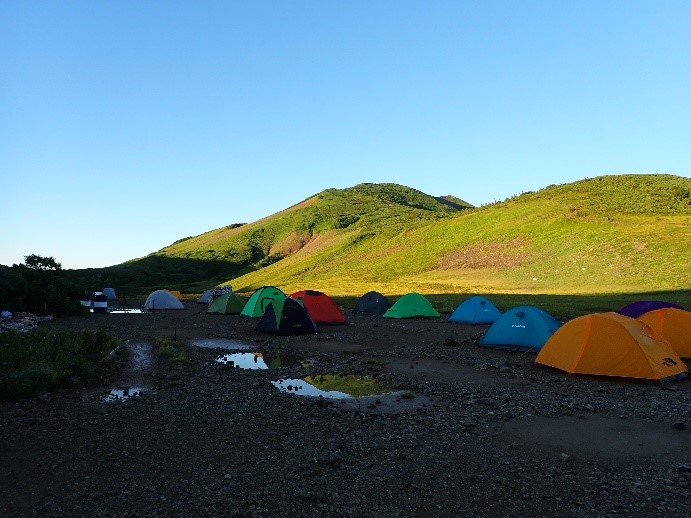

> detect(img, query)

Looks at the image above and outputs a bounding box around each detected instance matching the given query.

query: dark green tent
[256,298,318,335]
[207,292,245,315]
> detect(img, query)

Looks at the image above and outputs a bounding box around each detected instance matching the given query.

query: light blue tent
[448,296,501,324]
[480,305,561,350]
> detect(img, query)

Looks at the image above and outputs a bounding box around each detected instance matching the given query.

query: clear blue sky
[2,1,689,269]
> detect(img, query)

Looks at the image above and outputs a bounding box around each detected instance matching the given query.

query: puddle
[217,352,269,369]
[272,374,389,399]
[216,352,311,369]
[89,308,143,314]
[190,338,253,350]
[129,341,154,371]
[101,386,145,403]
[272,378,353,398]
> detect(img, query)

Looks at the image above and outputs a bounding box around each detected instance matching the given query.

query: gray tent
[143,290,184,311]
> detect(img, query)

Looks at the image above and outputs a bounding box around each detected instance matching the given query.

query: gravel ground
[1,302,689,517]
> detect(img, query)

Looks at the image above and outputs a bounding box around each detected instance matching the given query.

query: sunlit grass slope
[158,183,465,274]
[228,175,691,297]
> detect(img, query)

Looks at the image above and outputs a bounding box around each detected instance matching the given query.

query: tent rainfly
[448,296,501,324]
[289,290,346,324]
[256,297,318,335]
[207,292,245,315]
[241,286,287,318]
[383,293,440,319]
[353,291,391,316]
[536,312,687,381]
[143,290,185,311]
[637,308,691,359]
[480,306,561,350]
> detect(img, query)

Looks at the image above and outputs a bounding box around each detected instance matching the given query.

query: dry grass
[437,237,531,270]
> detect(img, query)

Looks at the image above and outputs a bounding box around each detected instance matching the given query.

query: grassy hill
[228,174,691,296]
[71,184,468,293]
[68,175,691,315]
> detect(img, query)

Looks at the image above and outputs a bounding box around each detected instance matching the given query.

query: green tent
[207,292,245,315]
[383,292,440,319]
[240,286,287,318]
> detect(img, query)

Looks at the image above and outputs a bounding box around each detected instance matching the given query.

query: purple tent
[617,300,686,319]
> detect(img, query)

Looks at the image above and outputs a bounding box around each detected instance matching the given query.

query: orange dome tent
[535,312,687,381]
[637,308,691,359]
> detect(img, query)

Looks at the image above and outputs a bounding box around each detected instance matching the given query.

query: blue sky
[2,1,689,269]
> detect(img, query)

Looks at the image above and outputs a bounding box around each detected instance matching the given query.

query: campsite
[1,176,690,516]
[1,292,689,516]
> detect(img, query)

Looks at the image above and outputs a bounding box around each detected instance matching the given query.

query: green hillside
[67,175,690,310]
[71,184,467,293]
[228,174,691,297]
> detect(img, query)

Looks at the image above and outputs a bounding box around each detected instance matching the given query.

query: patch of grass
[154,338,189,368]
[0,329,120,403]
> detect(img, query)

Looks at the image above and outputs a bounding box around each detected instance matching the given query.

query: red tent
[289,290,346,325]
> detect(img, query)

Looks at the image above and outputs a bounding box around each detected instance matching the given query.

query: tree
[23,254,62,271]
[14,255,82,316]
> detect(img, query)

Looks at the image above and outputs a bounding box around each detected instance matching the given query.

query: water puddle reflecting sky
[217,352,269,369]
[272,378,353,398]
[101,386,145,403]
[216,352,311,369]
[190,338,253,350]
[89,308,143,314]
[272,374,389,399]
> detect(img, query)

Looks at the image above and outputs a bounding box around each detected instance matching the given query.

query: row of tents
[142,287,689,382]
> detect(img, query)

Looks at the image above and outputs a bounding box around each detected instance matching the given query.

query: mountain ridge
[64,174,690,296]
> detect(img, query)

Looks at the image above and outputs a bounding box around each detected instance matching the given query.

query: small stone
[560,453,570,462]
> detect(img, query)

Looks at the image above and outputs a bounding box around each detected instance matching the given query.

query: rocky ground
[1,301,689,517]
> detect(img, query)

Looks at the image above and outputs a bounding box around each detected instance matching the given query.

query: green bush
[0,329,120,402]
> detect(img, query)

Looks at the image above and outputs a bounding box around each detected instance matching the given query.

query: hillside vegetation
[71,184,467,293]
[228,174,691,297]
[65,175,690,304]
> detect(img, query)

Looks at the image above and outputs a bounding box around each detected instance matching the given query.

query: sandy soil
[1,301,689,517]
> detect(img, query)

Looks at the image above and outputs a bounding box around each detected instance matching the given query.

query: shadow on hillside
[66,255,255,295]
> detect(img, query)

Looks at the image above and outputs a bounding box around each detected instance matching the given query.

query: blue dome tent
[448,296,501,324]
[480,305,561,350]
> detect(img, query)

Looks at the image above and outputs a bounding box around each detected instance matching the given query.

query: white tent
[143,290,185,311]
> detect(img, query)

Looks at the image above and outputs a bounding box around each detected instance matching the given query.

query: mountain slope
[228,174,691,295]
[69,175,690,297]
[77,184,467,292]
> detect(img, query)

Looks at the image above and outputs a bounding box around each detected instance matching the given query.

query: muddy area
[1,302,689,517]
